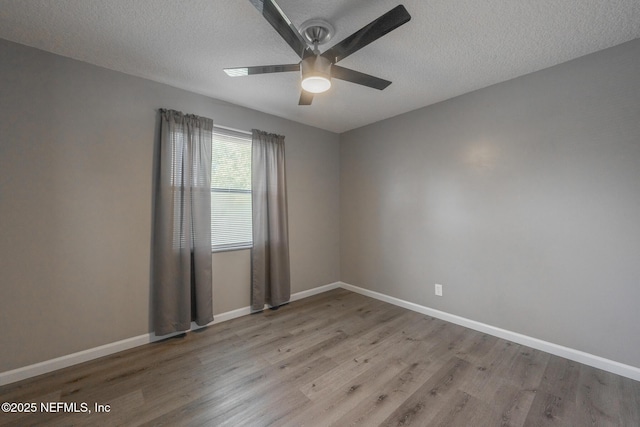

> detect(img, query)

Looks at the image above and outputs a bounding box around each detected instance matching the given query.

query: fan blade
[322,5,411,64]
[331,65,391,90]
[224,64,300,76]
[249,0,313,59]
[299,91,314,105]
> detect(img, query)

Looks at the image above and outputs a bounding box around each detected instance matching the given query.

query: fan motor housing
[301,55,332,80]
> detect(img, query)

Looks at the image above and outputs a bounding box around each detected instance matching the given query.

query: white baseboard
[290,281,341,302]
[338,281,640,382]
[0,282,342,386]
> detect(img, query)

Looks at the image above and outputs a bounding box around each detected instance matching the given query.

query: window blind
[211,126,252,251]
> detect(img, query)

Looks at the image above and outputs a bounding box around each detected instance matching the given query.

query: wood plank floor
[1,289,639,426]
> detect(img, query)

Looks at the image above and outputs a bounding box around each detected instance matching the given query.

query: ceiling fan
[224,1,411,105]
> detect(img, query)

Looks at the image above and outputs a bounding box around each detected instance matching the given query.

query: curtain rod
[214,124,252,136]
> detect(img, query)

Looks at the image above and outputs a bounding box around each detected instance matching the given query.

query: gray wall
[340,39,640,368]
[0,39,340,372]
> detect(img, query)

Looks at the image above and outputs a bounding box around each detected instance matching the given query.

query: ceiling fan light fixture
[226,3,411,105]
[301,55,332,94]
[302,75,331,93]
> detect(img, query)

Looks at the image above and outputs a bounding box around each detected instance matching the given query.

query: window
[211,126,252,251]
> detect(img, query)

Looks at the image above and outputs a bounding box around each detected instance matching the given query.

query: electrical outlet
[435,284,443,296]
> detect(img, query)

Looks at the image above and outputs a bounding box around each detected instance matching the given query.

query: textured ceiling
[1,0,639,133]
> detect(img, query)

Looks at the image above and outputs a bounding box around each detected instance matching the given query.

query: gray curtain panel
[251,129,291,311]
[153,109,214,335]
